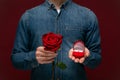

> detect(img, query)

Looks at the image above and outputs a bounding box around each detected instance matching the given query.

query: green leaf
[58,48,61,51]
[56,62,67,70]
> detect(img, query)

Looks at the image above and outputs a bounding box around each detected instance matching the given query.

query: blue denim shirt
[11,0,101,80]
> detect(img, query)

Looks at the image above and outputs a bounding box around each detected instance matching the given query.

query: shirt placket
[54,8,63,80]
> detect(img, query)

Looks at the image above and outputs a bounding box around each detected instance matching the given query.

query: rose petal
[42,32,63,52]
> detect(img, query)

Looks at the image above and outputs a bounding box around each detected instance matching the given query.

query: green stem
[52,61,55,80]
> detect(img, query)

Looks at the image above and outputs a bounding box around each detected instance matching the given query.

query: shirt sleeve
[83,10,102,69]
[11,12,39,70]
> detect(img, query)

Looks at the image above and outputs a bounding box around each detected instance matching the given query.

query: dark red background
[0,0,120,80]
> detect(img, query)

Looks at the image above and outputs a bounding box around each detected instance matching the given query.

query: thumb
[69,48,73,58]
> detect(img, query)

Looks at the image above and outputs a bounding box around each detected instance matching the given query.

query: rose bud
[42,32,63,52]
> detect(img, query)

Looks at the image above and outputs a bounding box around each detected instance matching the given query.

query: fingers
[68,48,73,59]
[73,57,85,63]
[36,50,57,57]
[37,46,54,53]
[36,57,54,64]
[36,54,56,64]
[36,46,57,57]
[36,46,57,64]
[68,49,76,61]
[84,47,90,57]
[36,54,56,61]
[79,57,85,63]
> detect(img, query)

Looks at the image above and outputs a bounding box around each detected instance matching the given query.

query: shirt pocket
[63,24,85,42]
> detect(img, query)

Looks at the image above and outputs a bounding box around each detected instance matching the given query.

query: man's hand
[36,46,57,64]
[69,47,90,63]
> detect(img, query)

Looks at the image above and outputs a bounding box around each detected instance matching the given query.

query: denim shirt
[11,0,102,80]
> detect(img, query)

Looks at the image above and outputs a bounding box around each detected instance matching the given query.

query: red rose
[42,32,63,52]
[72,40,85,58]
